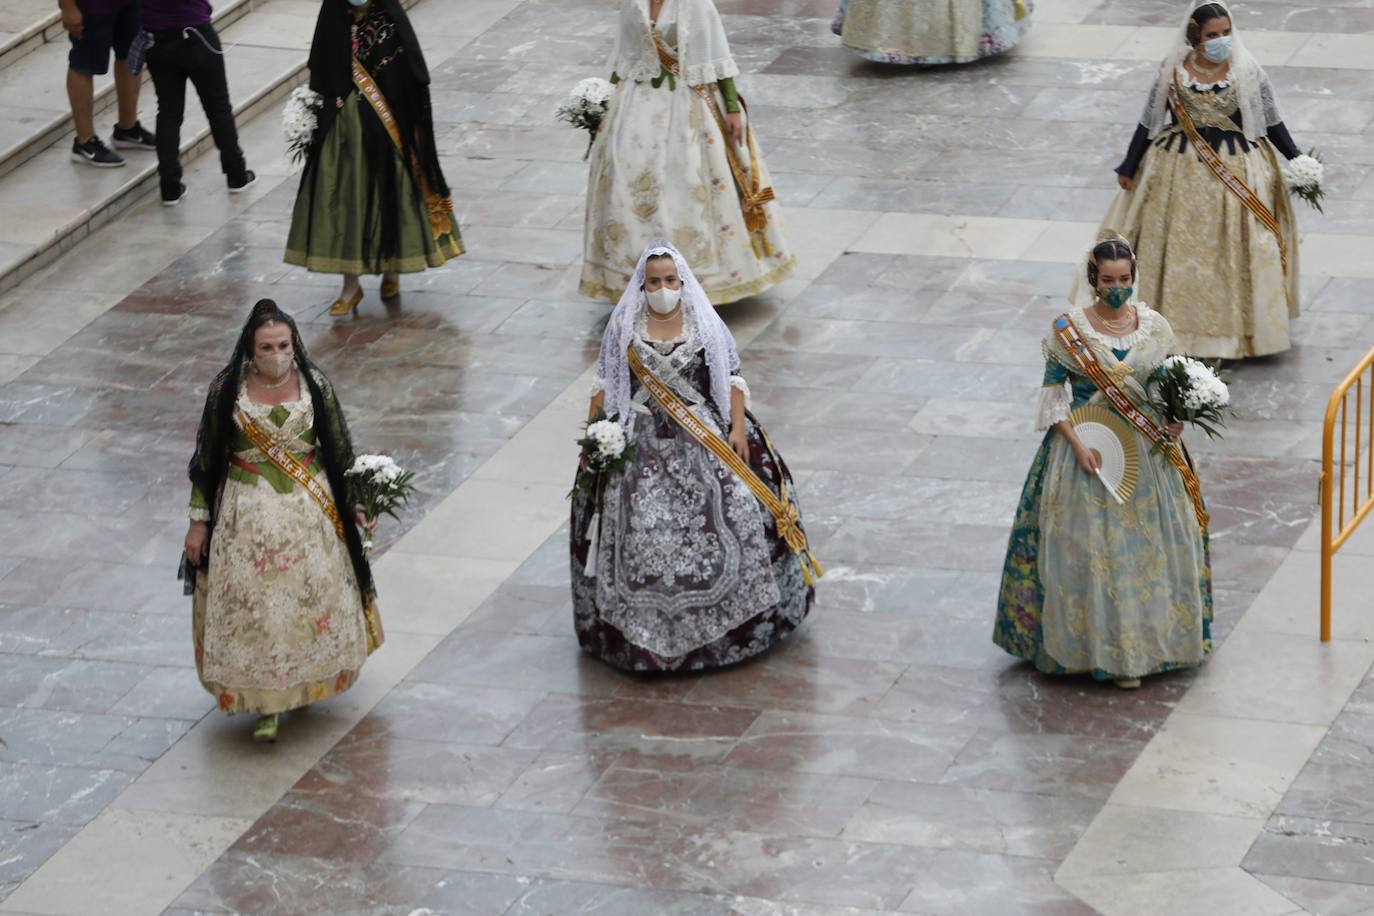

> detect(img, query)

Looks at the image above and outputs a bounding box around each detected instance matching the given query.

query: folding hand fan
[1070,404,1140,505]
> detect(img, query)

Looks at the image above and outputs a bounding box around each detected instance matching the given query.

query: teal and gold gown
[994,306,1212,681]
[286,0,462,275]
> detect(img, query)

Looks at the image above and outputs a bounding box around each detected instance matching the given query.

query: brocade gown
[285,0,462,275]
[1086,69,1301,358]
[580,0,795,305]
[994,307,1213,681]
[570,318,813,671]
[190,373,375,714]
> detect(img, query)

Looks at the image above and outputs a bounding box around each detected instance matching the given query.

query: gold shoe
[1114,678,1142,690]
[380,276,401,300]
[252,713,280,742]
[329,288,363,317]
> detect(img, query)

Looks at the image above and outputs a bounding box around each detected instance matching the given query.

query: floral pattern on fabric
[1089,78,1299,358]
[192,383,369,715]
[831,0,1031,65]
[580,12,795,305]
[570,328,813,672]
[993,307,1213,680]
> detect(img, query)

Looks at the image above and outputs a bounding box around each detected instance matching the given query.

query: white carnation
[1284,154,1324,191]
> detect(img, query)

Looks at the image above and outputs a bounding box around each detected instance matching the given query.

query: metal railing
[1320,344,1374,641]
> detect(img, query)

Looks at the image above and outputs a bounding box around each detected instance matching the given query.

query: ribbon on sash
[1167,70,1288,285]
[1051,315,1209,529]
[627,346,822,585]
[235,408,384,653]
[352,59,455,244]
[652,33,776,254]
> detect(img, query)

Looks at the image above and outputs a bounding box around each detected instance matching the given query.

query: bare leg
[112,58,140,128]
[340,273,361,299]
[67,69,96,141]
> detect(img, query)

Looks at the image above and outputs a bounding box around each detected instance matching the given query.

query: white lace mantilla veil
[596,240,742,431]
[1138,1,1281,142]
[608,0,740,86]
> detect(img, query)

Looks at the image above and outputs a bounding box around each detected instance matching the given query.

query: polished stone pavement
[2,0,1374,913]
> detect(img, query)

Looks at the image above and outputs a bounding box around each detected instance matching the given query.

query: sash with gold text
[626,346,822,585]
[235,408,384,653]
[1052,315,1209,529]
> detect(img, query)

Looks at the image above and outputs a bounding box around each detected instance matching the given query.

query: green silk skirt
[285,93,463,275]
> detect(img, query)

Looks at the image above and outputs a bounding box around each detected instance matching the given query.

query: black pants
[145,23,246,188]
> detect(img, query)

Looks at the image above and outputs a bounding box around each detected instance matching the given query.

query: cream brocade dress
[1096,70,1299,359]
[192,380,369,715]
[580,4,795,305]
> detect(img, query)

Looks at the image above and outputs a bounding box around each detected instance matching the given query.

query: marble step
[0,0,259,182]
[0,0,361,295]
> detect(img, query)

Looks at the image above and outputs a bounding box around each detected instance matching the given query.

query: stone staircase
[0,0,326,293]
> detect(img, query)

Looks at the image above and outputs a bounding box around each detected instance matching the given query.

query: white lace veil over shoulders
[596,240,741,430]
[1138,0,1281,142]
[608,0,740,86]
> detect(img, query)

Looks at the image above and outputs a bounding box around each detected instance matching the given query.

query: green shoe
[252,714,280,743]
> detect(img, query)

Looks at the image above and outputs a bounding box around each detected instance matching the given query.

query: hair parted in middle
[1086,231,1138,286]
[1185,2,1230,47]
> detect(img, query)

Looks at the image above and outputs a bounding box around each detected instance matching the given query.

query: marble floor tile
[899,850,1098,916]
[1057,805,1266,878]
[1108,713,1327,818]
[1059,867,1304,916]
[1253,874,1374,916]
[1245,816,1374,887]
[843,781,1098,860]
[939,729,1146,801]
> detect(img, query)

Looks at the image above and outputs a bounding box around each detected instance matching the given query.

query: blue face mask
[347,0,368,7]
[1201,35,1233,63]
[1098,286,1133,310]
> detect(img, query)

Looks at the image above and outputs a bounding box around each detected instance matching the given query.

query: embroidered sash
[627,346,823,585]
[1167,71,1288,283]
[235,408,384,653]
[652,33,776,251]
[352,59,455,243]
[1051,315,1209,529]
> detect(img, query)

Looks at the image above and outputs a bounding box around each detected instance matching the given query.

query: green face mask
[1098,286,1133,309]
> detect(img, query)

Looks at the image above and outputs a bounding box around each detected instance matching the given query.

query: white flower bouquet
[282,86,324,166]
[570,412,636,498]
[1151,356,1232,440]
[555,77,614,160]
[1283,149,1326,213]
[345,454,416,551]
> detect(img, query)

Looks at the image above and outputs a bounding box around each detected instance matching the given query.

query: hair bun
[251,298,280,318]
[1095,229,1130,246]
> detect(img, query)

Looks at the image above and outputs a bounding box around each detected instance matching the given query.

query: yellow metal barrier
[1320,344,1374,642]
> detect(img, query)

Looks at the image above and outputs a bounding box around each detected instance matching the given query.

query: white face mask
[1201,35,1233,63]
[253,352,294,380]
[645,286,682,315]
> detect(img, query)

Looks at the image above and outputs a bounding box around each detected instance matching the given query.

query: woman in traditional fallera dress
[571,242,819,672]
[285,0,462,317]
[184,300,382,741]
[580,0,795,306]
[1081,1,1302,358]
[995,236,1212,688]
[830,0,1031,66]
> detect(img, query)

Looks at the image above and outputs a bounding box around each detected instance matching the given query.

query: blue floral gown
[994,307,1212,680]
[831,0,1031,65]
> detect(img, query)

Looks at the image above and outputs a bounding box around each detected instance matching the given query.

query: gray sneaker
[71,136,125,168]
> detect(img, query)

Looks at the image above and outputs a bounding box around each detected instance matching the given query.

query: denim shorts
[68,1,140,75]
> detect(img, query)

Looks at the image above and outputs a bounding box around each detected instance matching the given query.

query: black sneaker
[112,121,156,150]
[161,182,186,207]
[71,136,125,168]
[227,169,257,194]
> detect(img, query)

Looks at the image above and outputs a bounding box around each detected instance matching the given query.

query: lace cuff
[685,57,739,86]
[730,375,751,411]
[188,506,211,522]
[1036,381,1072,431]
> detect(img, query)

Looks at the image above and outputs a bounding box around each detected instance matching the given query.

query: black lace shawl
[298,0,449,271]
[188,303,375,604]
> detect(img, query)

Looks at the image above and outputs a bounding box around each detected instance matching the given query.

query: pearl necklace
[252,367,295,390]
[647,305,683,322]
